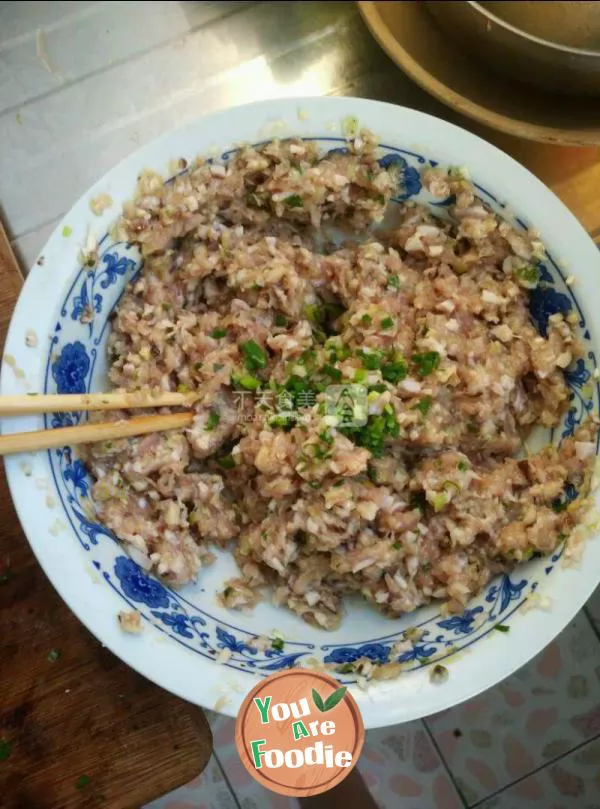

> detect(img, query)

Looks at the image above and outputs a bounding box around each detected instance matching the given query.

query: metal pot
[424,1,600,96]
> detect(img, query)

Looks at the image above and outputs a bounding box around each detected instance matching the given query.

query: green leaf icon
[312,688,326,712]
[323,686,347,712]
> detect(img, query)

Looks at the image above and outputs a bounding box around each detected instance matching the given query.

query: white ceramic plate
[2,97,600,729]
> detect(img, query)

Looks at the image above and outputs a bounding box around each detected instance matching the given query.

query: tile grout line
[422,719,470,809]
[0,2,262,119]
[211,742,244,809]
[469,729,600,808]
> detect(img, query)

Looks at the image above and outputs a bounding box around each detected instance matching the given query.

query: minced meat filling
[80,135,597,630]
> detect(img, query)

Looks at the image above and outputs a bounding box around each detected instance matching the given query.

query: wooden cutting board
[0,223,212,809]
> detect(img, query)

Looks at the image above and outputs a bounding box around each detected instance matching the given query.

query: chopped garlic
[89,193,113,216]
[118,610,143,634]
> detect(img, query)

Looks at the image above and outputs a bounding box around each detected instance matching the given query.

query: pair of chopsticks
[0,391,197,456]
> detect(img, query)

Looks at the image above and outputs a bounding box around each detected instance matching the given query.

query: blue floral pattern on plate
[42,135,600,681]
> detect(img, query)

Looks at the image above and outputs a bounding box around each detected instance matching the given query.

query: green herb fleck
[552,499,568,513]
[354,368,368,383]
[275,314,288,327]
[515,264,540,289]
[0,740,11,761]
[340,403,399,458]
[218,455,236,470]
[242,340,268,371]
[392,542,401,550]
[381,356,407,383]
[62,225,72,238]
[76,775,91,790]
[206,410,220,431]
[387,275,401,290]
[380,317,394,330]
[268,414,295,431]
[412,395,433,416]
[412,351,440,377]
[176,383,190,393]
[337,663,355,674]
[193,362,203,372]
[342,115,359,137]
[47,648,62,663]
[161,302,171,311]
[271,638,285,652]
[359,350,382,371]
[284,194,303,208]
[211,327,227,339]
[466,421,479,434]
[361,314,372,326]
[223,587,233,598]
[321,364,342,382]
[235,373,261,391]
[457,460,469,472]
[494,625,510,633]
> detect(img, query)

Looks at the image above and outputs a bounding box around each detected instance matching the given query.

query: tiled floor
[146,587,600,809]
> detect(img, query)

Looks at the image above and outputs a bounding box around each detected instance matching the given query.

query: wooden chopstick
[0,390,197,416]
[0,412,194,456]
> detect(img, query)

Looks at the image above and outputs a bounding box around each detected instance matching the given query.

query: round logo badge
[235,668,365,797]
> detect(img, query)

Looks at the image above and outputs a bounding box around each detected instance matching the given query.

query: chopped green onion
[284,194,303,208]
[242,340,268,371]
[412,395,432,416]
[381,357,407,383]
[321,364,342,382]
[235,373,261,391]
[193,362,203,372]
[176,383,190,393]
[275,313,288,327]
[218,455,236,470]
[206,410,220,431]
[392,542,401,550]
[342,115,359,137]
[457,460,469,472]
[429,491,449,512]
[211,327,227,339]
[380,317,394,330]
[271,637,285,652]
[223,586,233,598]
[62,225,72,238]
[76,775,91,790]
[515,265,540,289]
[354,368,368,383]
[412,351,440,377]
[360,351,382,371]
[494,625,510,633]
[361,314,372,326]
[387,275,401,289]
